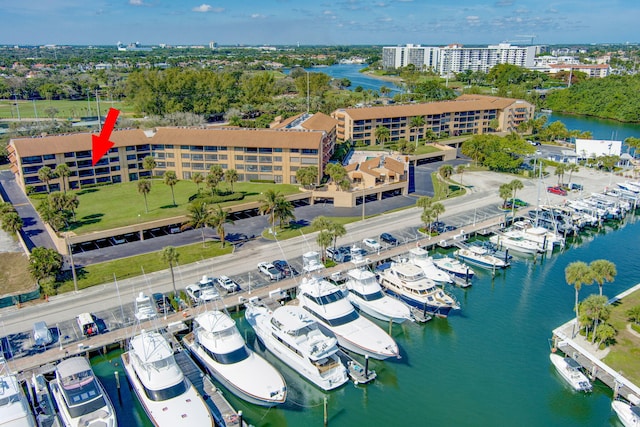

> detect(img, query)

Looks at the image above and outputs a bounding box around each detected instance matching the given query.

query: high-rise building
[382,44,440,71]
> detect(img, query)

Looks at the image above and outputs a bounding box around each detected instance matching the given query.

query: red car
[547,186,568,196]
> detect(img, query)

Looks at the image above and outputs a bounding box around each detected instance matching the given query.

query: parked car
[32,321,53,347]
[77,312,99,337]
[380,232,398,245]
[258,262,283,281]
[273,260,298,277]
[362,238,382,251]
[569,182,583,191]
[152,292,174,313]
[215,275,240,293]
[547,186,568,196]
[185,284,202,305]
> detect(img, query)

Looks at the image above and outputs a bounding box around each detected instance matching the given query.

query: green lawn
[32,180,302,234]
[56,240,233,293]
[0,99,135,120]
[603,288,640,386]
[261,215,363,240]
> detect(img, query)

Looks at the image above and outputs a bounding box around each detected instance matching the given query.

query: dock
[337,350,376,385]
[551,283,640,402]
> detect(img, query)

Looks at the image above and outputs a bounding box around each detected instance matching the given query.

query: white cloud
[251,13,264,18]
[129,0,144,5]
[192,4,223,13]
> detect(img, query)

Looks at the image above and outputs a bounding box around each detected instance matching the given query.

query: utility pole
[96,89,102,132]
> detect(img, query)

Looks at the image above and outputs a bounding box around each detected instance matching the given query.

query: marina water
[92,217,640,426]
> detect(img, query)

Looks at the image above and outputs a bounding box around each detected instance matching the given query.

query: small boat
[244,301,349,391]
[406,248,453,284]
[50,357,117,427]
[549,353,592,392]
[297,276,399,360]
[612,397,640,427]
[344,268,412,323]
[0,358,36,427]
[378,262,459,318]
[183,310,287,407]
[510,220,565,250]
[454,245,509,269]
[134,292,157,321]
[432,256,475,280]
[31,373,60,427]
[121,330,214,426]
[489,231,541,255]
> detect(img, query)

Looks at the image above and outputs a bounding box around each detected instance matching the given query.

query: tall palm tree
[209,205,233,248]
[421,207,436,234]
[439,164,454,196]
[54,163,71,194]
[224,169,239,192]
[456,165,466,187]
[137,179,151,214]
[416,196,433,210]
[499,183,512,209]
[185,200,211,247]
[161,246,180,298]
[38,166,54,193]
[375,126,390,147]
[565,261,594,332]
[431,202,445,224]
[274,197,295,230]
[316,230,333,262]
[192,172,204,193]
[409,115,425,147]
[566,163,580,185]
[142,155,156,177]
[207,165,224,196]
[509,179,524,218]
[554,164,567,186]
[258,189,283,231]
[589,259,617,296]
[163,171,178,206]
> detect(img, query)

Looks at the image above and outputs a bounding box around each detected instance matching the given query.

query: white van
[77,313,98,337]
[33,321,53,346]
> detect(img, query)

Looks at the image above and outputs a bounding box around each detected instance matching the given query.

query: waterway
[92,217,640,427]
[547,112,640,143]
[288,63,404,94]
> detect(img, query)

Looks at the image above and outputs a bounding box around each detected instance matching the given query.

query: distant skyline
[2,0,638,47]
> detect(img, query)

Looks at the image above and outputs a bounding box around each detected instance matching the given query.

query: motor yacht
[612,397,640,427]
[121,330,214,426]
[296,276,399,360]
[244,301,349,391]
[50,357,117,427]
[432,256,475,281]
[549,353,592,392]
[454,245,509,269]
[344,268,412,323]
[0,359,35,427]
[378,262,459,318]
[406,247,453,284]
[183,310,287,407]
[489,231,541,255]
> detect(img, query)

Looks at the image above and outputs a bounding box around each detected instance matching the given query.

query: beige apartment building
[331,95,535,146]
[8,112,338,194]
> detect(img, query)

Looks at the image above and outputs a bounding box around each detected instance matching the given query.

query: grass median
[56,240,233,293]
[603,288,640,386]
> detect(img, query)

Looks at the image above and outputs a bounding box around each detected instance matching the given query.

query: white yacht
[489,231,541,255]
[549,353,592,392]
[344,268,412,323]
[183,310,287,407]
[134,292,157,321]
[297,276,399,360]
[454,245,509,269]
[406,247,453,284]
[510,220,565,251]
[612,397,640,427]
[244,301,349,391]
[121,330,214,427]
[50,357,117,427]
[432,256,475,280]
[378,262,459,318]
[0,359,35,427]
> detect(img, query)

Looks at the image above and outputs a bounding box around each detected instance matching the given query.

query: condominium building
[382,43,537,75]
[331,95,535,146]
[545,63,610,78]
[8,113,337,194]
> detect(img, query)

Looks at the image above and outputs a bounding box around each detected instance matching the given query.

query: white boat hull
[549,353,592,392]
[612,400,640,427]
[347,294,411,324]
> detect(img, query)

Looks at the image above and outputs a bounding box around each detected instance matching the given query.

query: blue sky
[1,0,638,46]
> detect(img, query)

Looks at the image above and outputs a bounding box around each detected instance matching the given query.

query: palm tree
[626,305,640,324]
[54,163,71,194]
[416,195,433,210]
[566,163,580,185]
[554,164,567,186]
[207,165,224,196]
[410,115,425,147]
[499,183,512,209]
[439,164,454,196]
[274,197,295,230]
[421,207,436,234]
[192,172,204,193]
[316,230,333,262]
[209,205,233,247]
[565,261,594,332]
[456,165,466,187]
[589,259,617,296]
[258,189,283,231]
[225,169,239,192]
[1,212,23,235]
[38,166,54,193]
[163,171,178,206]
[28,247,62,285]
[142,155,156,177]
[185,200,211,247]
[375,126,390,147]
[328,222,346,251]
[431,202,445,224]
[580,294,610,343]
[137,179,151,214]
[509,179,524,217]
[161,246,180,298]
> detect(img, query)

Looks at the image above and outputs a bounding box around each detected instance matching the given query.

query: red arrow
[91,108,120,166]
